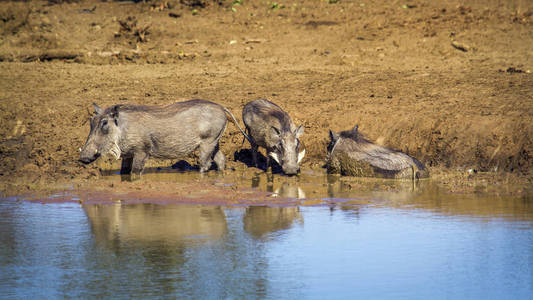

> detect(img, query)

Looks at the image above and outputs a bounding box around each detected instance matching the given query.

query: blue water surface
[1,195,532,299]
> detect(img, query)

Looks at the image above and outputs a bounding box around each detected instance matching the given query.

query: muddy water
[1,172,533,299]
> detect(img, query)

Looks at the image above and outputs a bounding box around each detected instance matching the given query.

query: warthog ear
[269,152,280,164]
[111,106,120,126]
[295,125,304,138]
[93,103,103,115]
[329,130,339,142]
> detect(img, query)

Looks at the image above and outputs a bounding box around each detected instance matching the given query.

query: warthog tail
[222,106,252,144]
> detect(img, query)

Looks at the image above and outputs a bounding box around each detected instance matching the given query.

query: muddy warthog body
[326,125,429,179]
[80,99,245,174]
[242,99,305,175]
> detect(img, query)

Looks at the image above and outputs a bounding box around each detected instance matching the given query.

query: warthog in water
[326,125,429,179]
[242,99,305,175]
[79,99,248,174]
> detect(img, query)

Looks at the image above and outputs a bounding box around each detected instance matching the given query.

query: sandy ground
[1,0,532,198]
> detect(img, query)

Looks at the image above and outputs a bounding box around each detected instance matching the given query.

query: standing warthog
[79,99,247,174]
[242,99,305,175]
[326,125,429,179]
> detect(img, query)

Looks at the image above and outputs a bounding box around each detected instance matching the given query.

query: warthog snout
[79,148,100,164]
[282,165,299,176]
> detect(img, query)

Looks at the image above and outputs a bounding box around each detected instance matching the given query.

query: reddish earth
[1,0,532,198]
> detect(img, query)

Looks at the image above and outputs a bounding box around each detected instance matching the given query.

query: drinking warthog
[242,99,305,175]
[79,99,248,174]
[326,125,429,179]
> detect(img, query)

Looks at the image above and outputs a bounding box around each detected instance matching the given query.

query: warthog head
[328,125,359,157]
[79,104,122,164]
[269,125,305,175]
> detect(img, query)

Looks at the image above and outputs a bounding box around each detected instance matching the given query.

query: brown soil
[1,0,532,197]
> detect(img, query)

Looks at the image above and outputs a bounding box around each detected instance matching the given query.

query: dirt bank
[1,0,532,196]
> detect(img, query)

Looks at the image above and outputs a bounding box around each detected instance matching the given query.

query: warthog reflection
[271,182,306,199]
[251,173,306,199]
[83,204,227,248]
[243,206,303,239]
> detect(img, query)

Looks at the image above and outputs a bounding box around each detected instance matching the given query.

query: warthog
[242,99,305,175]
[326,125,429,179]
[79,99,247,174]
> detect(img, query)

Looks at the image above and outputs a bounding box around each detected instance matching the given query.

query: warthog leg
[213,144,225,171]
[120,156,133,174]
[131,151,148,174]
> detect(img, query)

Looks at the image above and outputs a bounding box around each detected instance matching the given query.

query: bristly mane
[250,99,292,131]
[267,110,292,131]
[102,99,216,117]
[339,126,369,143]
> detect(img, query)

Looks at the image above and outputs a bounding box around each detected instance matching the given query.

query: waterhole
[1,169,532,298]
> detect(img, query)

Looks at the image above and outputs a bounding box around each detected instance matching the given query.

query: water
[1,176,533,299]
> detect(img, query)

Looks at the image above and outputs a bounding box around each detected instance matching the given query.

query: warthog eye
[101,119,109,134]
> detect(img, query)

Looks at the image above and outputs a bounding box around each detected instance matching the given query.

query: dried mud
[1,0,532,199]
